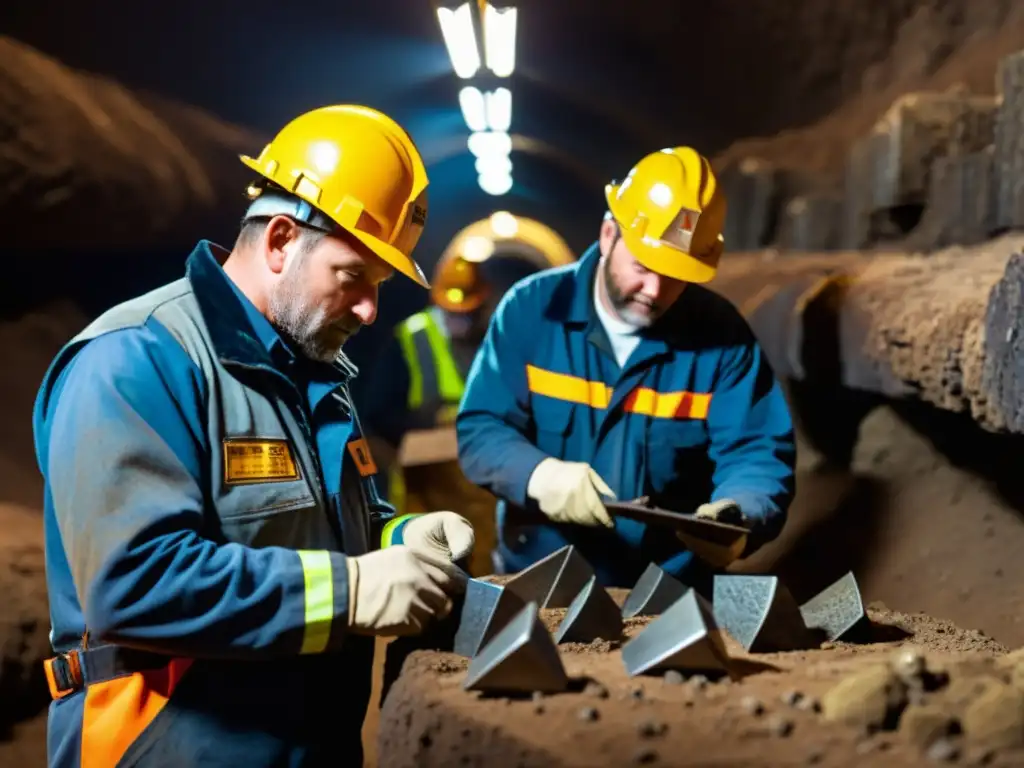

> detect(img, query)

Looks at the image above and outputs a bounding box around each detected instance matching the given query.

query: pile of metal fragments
[452,545,867,694]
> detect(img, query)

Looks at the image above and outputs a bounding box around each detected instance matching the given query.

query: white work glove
[693,498,747,526]
[345,546,467,637]
[526,457,616,528]
[678,498,749,568]
[401,511,475,563]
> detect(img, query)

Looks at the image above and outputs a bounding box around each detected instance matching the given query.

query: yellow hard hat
[604,147,727,284]
[431,253,491,313]
[240,104,430,288]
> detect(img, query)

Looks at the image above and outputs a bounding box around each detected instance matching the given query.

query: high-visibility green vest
[389,307,467,512]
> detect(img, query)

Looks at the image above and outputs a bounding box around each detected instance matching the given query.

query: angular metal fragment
[712,574,815,653]
[554,575,623,644]
[621,589,729,677]
[463,601,569,694]
[621,563,689,618]
[453,578,528,658]
[799,571,867,642]
[503,545,596,609]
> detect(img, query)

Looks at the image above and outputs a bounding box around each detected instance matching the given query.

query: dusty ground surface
[378,587,1022,768]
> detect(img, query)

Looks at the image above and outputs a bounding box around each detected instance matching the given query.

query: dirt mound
[0,36,263,250]
[713,2,1024,181]
[378,594,1021,767]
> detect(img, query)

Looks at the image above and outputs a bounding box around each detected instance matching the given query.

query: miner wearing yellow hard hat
[456,146,796,591]
[33,104,474,767]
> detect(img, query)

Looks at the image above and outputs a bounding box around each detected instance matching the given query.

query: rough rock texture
[714,3,1024,181]
[0,504,49,728]
[0,35,263,250]
[377,589,1021,767]
[711,234,1024,433]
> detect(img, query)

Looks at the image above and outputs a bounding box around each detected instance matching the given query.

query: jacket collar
[185,240,358,380]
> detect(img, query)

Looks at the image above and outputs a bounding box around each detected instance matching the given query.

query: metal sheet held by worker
[712,575,814,653]
[554,575,623,644]
[463,601,569,695]
[621,563,689,618]
[799,571,867,642]
[621,589,728,677]
[504,544,596,609]
[453,579,528,658]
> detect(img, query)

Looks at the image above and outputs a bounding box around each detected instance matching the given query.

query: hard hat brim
[607,185,719,284]
[619,227,719,284]
[239,154,430,289]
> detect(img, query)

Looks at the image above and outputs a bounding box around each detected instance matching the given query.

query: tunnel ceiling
[4,0,1024,261]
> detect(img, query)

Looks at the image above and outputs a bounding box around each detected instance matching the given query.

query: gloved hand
[678,498,749,568]
[346,546,467,637]
[401,511,475,563]
[693,498,746,526]
[526,457,616,528]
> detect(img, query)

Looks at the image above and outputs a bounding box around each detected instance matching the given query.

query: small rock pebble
[768,715,794,737]
[632,747,658,765]
[630,686,646,701]
[688,675,709,691]
[637,720,668,738]
[578,707,600,722]
[532,691,544,702]
[805,749,824,764]
[926,737,960,762]
[796,696,822,714]
[781,690,804,707]
[740,696,765,716]
[663,670,685,685]
[584,681,609,699]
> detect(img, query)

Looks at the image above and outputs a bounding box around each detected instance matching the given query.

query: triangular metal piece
[463,601,569,694]
[621,563,689,618]
[799,571,867,642]
[453,578,528,658]
[554,575,623,644]
[621,589,729,677]
[712,574,815,652]
[504,545,596,609]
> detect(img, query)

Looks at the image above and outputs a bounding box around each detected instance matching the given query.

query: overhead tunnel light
[458,87,487,132]
[468,130,512,159]
[489,210,518,237]
[478,170,513,196]
[475,155,512,176]
[437,3,481,78]
[483,4,517,77]
[459,86,513,133]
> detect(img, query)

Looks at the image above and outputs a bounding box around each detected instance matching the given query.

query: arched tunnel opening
[4,1,1024,765]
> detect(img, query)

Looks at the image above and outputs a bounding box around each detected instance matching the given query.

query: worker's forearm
[83,533,350,659]
[457,412,549,507]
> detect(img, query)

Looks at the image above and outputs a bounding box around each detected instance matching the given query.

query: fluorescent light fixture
[458,87,487,132]
[437,3,480,78]
[468,130,512,159]
[475,155,513,176]
[479,170,513,196]
[483,4,517,77]
[489,210,518,237]
[485,87,512,131]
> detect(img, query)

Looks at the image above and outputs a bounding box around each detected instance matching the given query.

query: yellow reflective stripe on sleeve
[381,513,419,548]
[296,550,334,654]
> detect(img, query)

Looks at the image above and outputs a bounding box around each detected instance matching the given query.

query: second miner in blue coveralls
[457,146,797,588]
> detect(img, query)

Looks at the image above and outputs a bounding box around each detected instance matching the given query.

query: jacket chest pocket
[530,395,575,458]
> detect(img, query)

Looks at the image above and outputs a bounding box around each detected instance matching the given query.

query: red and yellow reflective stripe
[525,364,711,420]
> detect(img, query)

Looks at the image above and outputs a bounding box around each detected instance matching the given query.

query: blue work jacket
[456,242,796,587]
[32,242,405,768]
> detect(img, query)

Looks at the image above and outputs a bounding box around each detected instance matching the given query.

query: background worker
[456,146,796,590]
[363,224,573,574]
[32,104,474,768]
